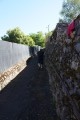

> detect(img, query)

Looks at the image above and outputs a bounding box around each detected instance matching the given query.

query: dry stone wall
[45,23,80,120]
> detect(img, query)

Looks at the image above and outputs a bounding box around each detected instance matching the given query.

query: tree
[60,0,80,23]
[45,31,52,38]
[29,32,45,47]
[1,27,35,46]
[22,35,35,46]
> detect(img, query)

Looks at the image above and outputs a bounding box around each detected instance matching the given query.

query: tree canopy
[1,27,52,47]
[1,27,35,46]
[60,0,80,23]
[29,32,45,47]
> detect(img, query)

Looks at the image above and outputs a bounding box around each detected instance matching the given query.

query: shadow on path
[0,57,58,120]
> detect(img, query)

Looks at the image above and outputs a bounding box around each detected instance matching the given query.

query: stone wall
[45,23,80,120]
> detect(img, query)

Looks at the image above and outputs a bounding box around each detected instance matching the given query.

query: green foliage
[60,0,80,23]
[1,27,35,46]
[1,27,52,47]
[45,31,52,38]
[59,18,65,23]
[23,36,35,46]
[29,32,45,47]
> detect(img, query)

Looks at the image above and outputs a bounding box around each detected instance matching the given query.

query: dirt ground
[0,57,58,120]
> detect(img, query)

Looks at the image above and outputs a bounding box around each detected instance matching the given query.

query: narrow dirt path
[0,57,58,120]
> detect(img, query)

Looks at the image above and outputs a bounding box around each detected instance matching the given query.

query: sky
[0,0,64,38]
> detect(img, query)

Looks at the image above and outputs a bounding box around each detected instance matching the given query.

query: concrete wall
[0,41,41,90]
[0,41,40,73]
